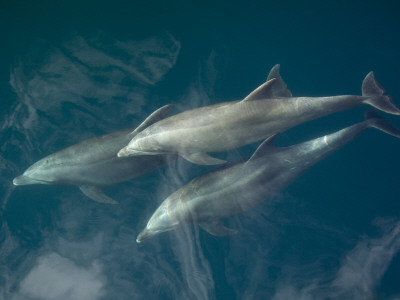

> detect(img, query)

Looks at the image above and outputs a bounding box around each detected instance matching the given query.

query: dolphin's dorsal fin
[242,65,292,102]
[242,78,277,101]
[79,185,117,204]
[266,64,292,97]
[130,104,173,135]
[247,134,278,162]
[199,220,237,236]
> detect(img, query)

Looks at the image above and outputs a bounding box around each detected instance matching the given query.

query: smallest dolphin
[136,112,400,242]
[13,105,174,204]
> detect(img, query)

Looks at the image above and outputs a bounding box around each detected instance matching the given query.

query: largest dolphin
[13,105,175,204]
[136,112,400,242]
[118,65,400,165]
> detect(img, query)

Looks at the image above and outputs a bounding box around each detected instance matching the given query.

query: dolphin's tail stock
[365,110,400,138]
[362,72,400,115]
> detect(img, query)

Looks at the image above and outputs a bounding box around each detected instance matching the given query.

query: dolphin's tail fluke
[362,72,400,115]
[365,110,400,138]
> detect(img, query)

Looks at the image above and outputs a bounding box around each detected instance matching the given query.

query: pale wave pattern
[2,34,400,300]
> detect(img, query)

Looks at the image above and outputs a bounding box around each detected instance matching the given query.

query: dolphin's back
[48,129,133,166]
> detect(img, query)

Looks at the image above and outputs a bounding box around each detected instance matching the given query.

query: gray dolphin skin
[136,112,400,242]
[118,65,400,165]
[13,105,175,204]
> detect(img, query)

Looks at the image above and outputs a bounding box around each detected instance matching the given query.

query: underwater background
[1,1,400,299]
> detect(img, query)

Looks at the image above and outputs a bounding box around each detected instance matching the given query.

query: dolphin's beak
[117,147,129,157]
[13,175,28,185]
[136,229,153,243]
[13,175,48,185]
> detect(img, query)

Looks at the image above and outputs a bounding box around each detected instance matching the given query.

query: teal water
[1,1,400,299]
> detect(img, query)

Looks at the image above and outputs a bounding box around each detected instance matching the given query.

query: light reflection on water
[1,32,400,300]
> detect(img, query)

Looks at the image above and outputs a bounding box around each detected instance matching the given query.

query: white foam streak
[142,54,223,299]
[171,226,215,300]
[14,253,104,300]
[270,219,400,299]
[331,220,400,299]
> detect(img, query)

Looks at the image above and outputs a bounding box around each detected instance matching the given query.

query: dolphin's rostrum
[136,112,400,242]
[119,65,400,165]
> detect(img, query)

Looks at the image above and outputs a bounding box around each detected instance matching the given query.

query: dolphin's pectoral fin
[180,152,226,165]
[79,185,117,204]
[199,220,237,236]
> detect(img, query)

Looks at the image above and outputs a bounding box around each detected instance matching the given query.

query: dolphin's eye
[40,159,50,167]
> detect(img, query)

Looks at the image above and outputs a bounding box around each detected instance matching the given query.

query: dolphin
[13,105,175,204]
[118,65,400,165]
[136,111,400,242]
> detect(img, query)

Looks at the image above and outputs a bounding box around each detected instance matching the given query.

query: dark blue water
[1,1,400,299]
